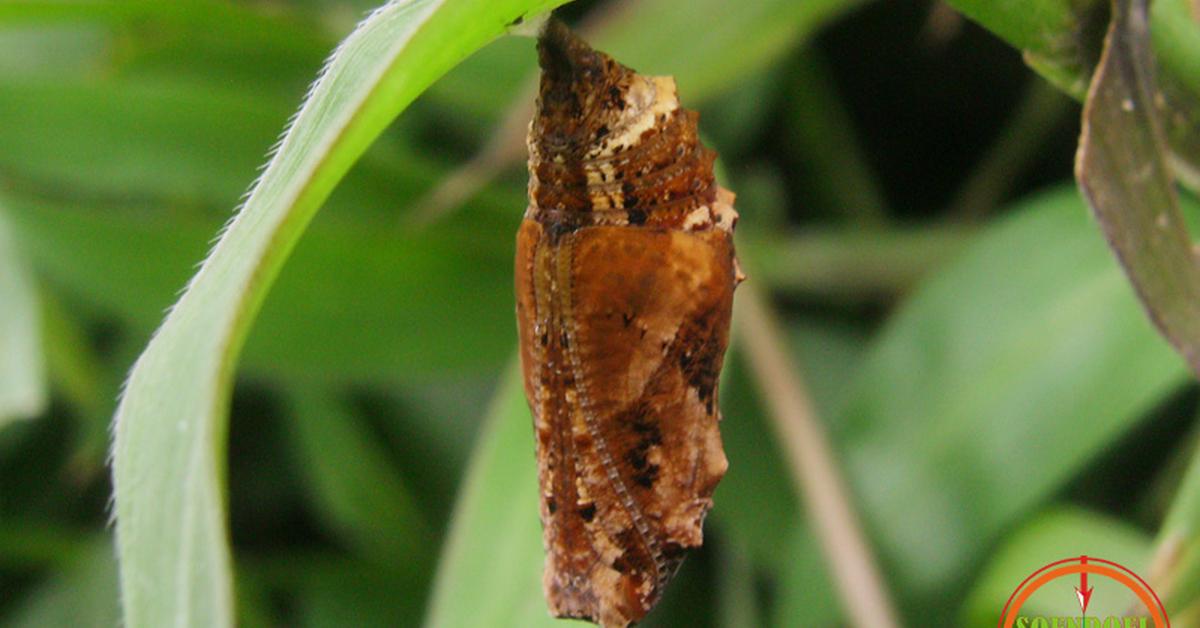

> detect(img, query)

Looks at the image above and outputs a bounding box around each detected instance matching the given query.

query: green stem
[744,226,976,300]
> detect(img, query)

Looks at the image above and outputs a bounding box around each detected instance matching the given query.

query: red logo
[998,556,1168,627]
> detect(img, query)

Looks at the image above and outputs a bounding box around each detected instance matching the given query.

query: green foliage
[106,2,569,626]
[423,365,557,628]
[961,507,1152,626]
[0,0,1199,626]
[840,187,1191,599]
[0,202,43,424]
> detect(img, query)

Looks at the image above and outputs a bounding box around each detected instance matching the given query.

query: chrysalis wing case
[514,18,743,628]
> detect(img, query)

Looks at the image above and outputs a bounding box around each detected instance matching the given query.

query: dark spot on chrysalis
[612,554,631,573]
[579,503,597,522]
[547,498,557,514]
[678,351,693,370]
[546,220,578,244]
[627,209,647,225]
[595,124,609,139]
[625,448,648,470]
[631,418,662,448]
[608,86,623,108]
[661,542,686,561]
[540,332,549,346]
[621,312,635,327]
[635,464,659,488]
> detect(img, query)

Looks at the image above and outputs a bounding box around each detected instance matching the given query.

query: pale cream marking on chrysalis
[712,187,738,234]
[681,206,713,231]
[586,75,680,160]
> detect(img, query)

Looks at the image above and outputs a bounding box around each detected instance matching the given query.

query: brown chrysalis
[514,18,741,627]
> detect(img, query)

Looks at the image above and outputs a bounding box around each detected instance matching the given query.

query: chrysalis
[514,18,741,627]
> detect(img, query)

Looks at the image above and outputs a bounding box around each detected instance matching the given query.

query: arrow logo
[1075,555,1094,614]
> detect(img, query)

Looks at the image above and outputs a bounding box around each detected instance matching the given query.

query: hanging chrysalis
[514,18,742,627]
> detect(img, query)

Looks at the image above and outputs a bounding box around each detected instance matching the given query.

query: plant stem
[734,281,900,628]
[745,225,975,300]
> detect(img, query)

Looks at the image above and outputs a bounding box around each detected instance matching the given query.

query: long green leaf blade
[110,1,567,626]
[424,363,557,628]
[0,203,44,425]
[285,386,431,563]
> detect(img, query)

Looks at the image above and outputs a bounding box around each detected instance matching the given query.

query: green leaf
[1076,0,1200,376]
[4,537,121,628]
[771,524,841,628]
[837,186,1191,604]
[424,363,557,628]
[7,197,519,381]
[0,203,44,425]
[0,78,293,207]
[960,506,1151,627]
[595,0,867,103]
[285,386,431,563]
[109,1,569,626]
[942,0,1094,95]
[40,289,112,473]
[943,0,1200,187]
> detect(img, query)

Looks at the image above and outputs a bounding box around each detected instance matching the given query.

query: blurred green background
[1,0,1198,626]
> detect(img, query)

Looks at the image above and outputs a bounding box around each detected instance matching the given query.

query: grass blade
[285,386,431,564]
[110,1,568,626]
[0,203,44,424]
[424,363,558,628]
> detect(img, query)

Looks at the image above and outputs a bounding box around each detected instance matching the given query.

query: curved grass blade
[424,363,559,628]
[110,1,569,626]
[285,386,431,564]
[1076,0,1200,376]
[0,203,44,425]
